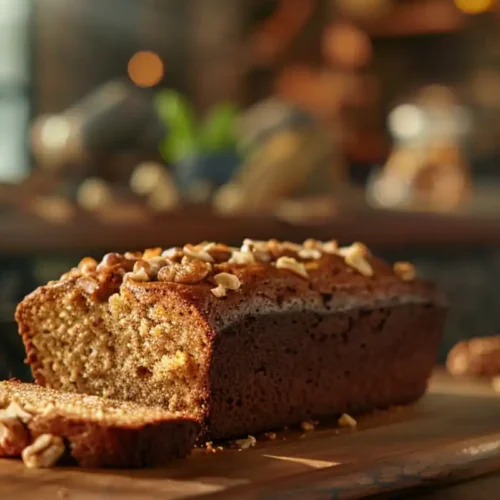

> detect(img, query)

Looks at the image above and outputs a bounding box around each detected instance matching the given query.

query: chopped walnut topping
[77,257,98,274]
[211,272,241,298]
[393,261,416,281]
[338,413,357,429]
[301,421,315,432]
[241,239,271,263]
[133,259,152,275]
[183,244,214,263]
[303,238,322,250]
[0,404,31,456]
[124,251,143,260]
[322,240,338,254]
[97,253,123,271]
[275,256,309,279]
[133,258,167,279]
[77,277,100,295]
[214,272,241,290]
[157,265,176,282]
[338,243,373,277]
[177,256,212,284]
[161,247,184,262]
[210,285,227,298]
[22,434,65,469]
[229,250,255,264]
[298,248,322,260]
[203,243,232,262]
[235,435,257,450]
[158,257,212,285]
[268,239,284,258]
[142,247,162,259]
[0,418,30,456]
[124,268,150,283]
[1,402,32,424]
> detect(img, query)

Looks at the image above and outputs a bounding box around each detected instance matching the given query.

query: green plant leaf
[155,90,198,163]
[199,103,238,153]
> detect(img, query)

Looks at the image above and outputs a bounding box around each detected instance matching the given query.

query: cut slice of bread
[0,381,199,468]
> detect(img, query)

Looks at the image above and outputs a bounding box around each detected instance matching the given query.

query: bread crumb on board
[338,413,357,429]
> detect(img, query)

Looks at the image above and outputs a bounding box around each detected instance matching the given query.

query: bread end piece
[0,381,199,468]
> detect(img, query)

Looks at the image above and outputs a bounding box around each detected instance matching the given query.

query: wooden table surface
[1,370,500,499]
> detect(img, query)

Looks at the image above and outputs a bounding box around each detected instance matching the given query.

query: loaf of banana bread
[0,381,199,467]
[16,239,446,439]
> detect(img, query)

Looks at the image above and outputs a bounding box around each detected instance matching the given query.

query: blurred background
[2,0,500,378]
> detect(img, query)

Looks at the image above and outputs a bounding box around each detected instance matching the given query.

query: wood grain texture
[0,371,500,499]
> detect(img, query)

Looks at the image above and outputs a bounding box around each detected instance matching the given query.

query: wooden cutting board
[1,370,500,500]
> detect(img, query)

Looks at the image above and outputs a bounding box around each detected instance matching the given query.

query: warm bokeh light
[454,0,494,14]
[127,51,164,88]
[322,22,372,69]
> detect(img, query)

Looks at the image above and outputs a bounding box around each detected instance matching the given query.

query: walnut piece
[301,421,315,432]
[210,285,227,298]
[322,240,338,254]
[235,435,256,450]
[161,247,184,262]
[214,272,241,290]
[228,250,255,264]
[298,248,322,260]
[210,272,241,298]
[338,243,373,277]
[1,401,32,424]
[393,261,416,281]
[158,257,212,284]
[275,256,309,279]
[338,413,357,428]
[97,252,123,271]
[183,243,214,263]
[142,247,162,259]
[0,405,30,457]
[125,267,150,283]
[22,434,65,469]
[241,239,271,263]
[77,257,98,274]
[203,243,232,263]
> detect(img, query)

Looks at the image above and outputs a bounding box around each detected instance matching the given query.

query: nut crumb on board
[301,421,315,432]
[338,413,357,429]
[491,376,500,393]
[204,441,224,454]
[22,434,65,469]
[235,435,257,450]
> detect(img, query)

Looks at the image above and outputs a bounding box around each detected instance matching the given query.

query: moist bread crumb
[0,381,199,468]
[16,239,446,440]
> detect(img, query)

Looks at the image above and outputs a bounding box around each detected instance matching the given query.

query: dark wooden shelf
[363,0,465,38]
[2,204,500,255]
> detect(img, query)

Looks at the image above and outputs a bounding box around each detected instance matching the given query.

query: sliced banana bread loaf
[0,381,199,467]
[16,239,446,439]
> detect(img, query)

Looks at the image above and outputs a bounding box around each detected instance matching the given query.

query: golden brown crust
[0,381,199,468]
